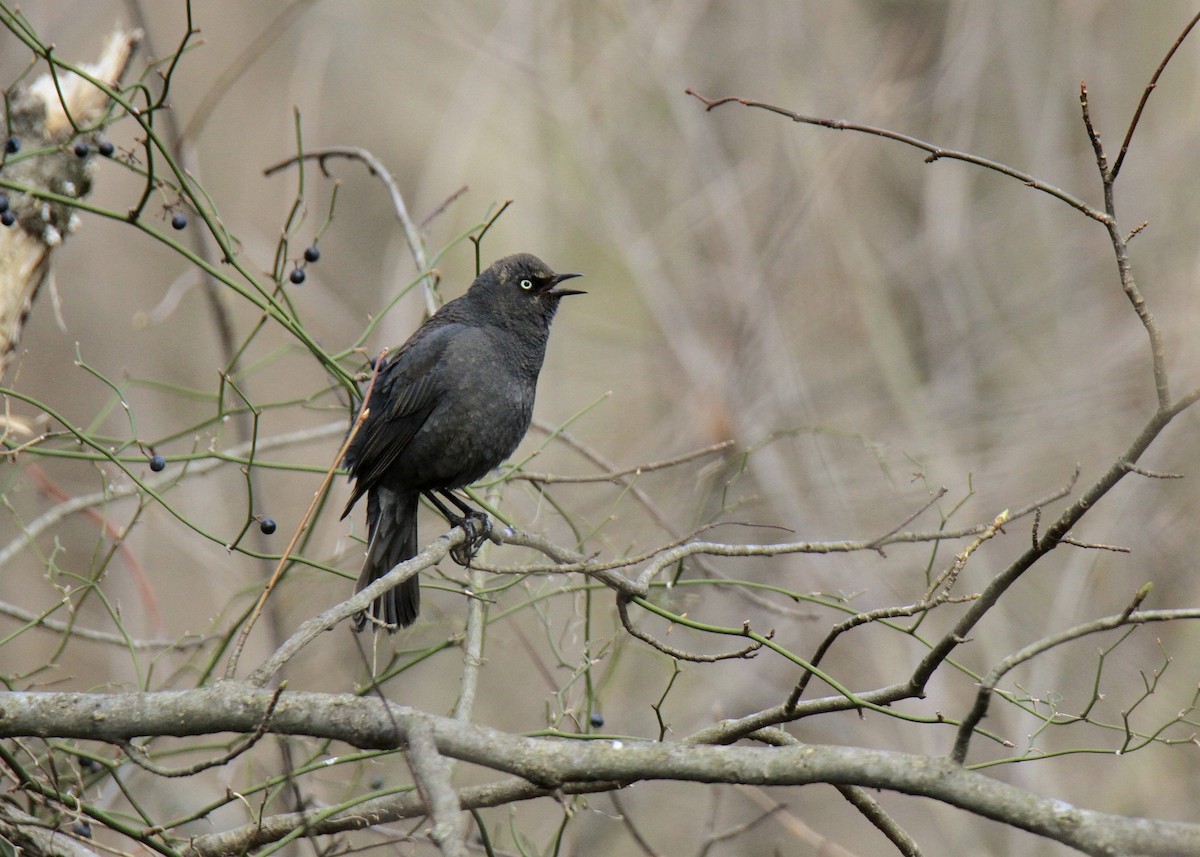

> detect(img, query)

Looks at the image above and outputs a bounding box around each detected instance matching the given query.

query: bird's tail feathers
[355,487,420,630]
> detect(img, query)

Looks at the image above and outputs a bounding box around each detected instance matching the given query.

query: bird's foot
[449,509,492,566]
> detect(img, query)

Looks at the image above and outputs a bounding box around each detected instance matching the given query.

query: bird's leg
[423,490,492,566]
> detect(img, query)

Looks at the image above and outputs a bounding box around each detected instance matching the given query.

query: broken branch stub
[0,29,142,376]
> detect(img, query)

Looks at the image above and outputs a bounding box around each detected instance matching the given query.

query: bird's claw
[450,510,491,566]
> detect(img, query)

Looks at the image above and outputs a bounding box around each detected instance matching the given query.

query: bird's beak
[547,272,585,297]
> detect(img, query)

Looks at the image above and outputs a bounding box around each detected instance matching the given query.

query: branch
[1078,81,1169,408]
[184,777,621,857]
[684,89,1110,224]
[510,439,734,484]
[617,596,765,662]
[907,396,1199,698]
[405,719,468,857]
[949,599,1199,765]
[2,687,1198,856]
[246,526,468,686]
[1110,9,1200,181]
[783,511,1005,707]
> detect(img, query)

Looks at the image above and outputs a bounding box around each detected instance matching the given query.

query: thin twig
[1060,536,1131,553]
[1110,9,1200,181]
[0,598,208,649]
[617,596,764,663]
[866,487,948,554]
[684,89,1110,224]
[1121,462,1182,479]
[1079,81,1170,409]
[836,785,923,857]
[511,439,734,484]
[609,792,663,857]
[787,508,1011,709]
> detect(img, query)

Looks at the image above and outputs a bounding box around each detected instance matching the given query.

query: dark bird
[342,253,583,630]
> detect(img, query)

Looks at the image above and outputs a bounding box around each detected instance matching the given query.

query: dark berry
[149,454,166,472]
[260,518,277,535]
[0,191,8,212]
[171,213,187,230]
[303,245,320,263]
[98,140,115,157]
[4,136,18,154]
[72,820,92,838]
[74,142,89,157]
[289,267,306,285]
[1,210,15,228]
[589,712,604,728]
[78,756,98,772]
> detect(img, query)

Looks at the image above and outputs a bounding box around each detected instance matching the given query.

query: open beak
[547,271,585,297]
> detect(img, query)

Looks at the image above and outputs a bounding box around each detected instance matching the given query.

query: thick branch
[1,687,1198,856]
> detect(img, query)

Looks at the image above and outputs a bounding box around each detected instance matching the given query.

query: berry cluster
[0,138,13,227]
[289,244,321,284]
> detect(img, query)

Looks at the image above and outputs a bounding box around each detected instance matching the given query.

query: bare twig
[684,89,1110,224]
[511,439,734,484]
[836,785,924,857]
[0,598,207,649]
[923,510,1009,603]
[785,510,1011,708]
[1110,9,1200,181]
[866,487,948,554]
[1121,462,1182,479]
[906,392,1200,710]
[609,792,663,857]
[1060,536,1131,553]
[617,596,764,663]
[1079,80,1169,408]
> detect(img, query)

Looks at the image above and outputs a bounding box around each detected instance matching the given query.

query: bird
[341,253,583,630]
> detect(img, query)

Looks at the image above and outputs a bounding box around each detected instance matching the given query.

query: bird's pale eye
[519,279,534,291]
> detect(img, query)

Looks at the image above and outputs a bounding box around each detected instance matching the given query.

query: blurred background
[5,2,1200,855]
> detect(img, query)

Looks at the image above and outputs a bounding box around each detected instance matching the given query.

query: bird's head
[472,253,584,325]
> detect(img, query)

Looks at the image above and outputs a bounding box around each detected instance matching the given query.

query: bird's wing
[341,320,463,515]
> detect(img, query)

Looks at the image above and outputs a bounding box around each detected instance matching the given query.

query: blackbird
[342,253,583,629]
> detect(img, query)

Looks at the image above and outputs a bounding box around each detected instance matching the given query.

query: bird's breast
[395,329,543,489]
